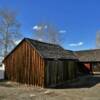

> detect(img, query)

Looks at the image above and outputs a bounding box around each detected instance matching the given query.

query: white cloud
[69,42,84,47]
[37,38,43,41]
[59,30,66,33]
[33,25,42,31]
[44,25,48,29]
[33,25,48,31]
[15,40,21,45]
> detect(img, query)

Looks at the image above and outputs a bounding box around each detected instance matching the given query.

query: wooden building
[75,49,100,74]
[3,38,78,87]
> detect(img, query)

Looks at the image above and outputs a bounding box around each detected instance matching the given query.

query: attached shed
[75,49,100,74]
[3,38,78,87]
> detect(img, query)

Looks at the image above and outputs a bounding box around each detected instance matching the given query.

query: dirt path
[0,75,100,100]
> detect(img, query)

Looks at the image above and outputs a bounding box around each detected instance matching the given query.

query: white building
[0,57,4,80]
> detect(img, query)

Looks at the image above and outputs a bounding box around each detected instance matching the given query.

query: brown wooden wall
[3,41,45,87]
[44,60,77,87]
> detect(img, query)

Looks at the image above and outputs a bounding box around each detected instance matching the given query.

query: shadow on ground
[51,75,100,89]
[0,75,100,89]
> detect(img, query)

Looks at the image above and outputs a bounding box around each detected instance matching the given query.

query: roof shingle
[75,49,100,62]
[26,38,77,60]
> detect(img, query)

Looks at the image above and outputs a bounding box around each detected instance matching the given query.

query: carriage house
[75,49,100,74]
[3,38,78,87]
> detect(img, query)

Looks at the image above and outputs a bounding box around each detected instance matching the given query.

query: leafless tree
[47,24,59,44]
[0,8,21,57]
[33,23,66,45]
[96,31,100,48]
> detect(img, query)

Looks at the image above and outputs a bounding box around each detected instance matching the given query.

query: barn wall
[3,41,45,87]
[76,62,100,74]
[84,63,91,70]
[80,62,99,74]
[92,62,100,72]
[44,60,77,87]
[76,62,92,75]
[83,62,100,73]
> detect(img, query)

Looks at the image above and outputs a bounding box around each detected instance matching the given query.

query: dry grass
[0,75,100,100]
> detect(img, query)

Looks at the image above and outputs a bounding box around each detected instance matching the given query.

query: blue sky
[0,0,100,50]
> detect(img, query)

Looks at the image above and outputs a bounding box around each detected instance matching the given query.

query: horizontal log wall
[4,41,45,87]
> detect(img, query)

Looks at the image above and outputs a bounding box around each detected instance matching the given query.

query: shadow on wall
[50,75,100,89]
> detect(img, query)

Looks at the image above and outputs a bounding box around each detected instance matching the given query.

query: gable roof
[26,38,77,60]
[75,49,100,62]
[3,38,78,62]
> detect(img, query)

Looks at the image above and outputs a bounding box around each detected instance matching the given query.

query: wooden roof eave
[44,57,79,61]
[2,38,26,63]
[25,38,44,59]
[2,38,44,63]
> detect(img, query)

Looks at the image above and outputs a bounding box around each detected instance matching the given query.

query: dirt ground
[0,75,100,100]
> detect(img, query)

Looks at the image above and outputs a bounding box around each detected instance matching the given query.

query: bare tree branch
[33,22,66,45]
[96,31,100,48]
[0,8,21,57]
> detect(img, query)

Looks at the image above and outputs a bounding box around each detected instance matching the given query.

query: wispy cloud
[33,25,42,31]
[33,25,48,31]
[37,38,43,41]
[59,30,66,33]
[69,42,84,47]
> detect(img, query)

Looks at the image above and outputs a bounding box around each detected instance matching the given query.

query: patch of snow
[30,94,36,97]
[44,90,51,94]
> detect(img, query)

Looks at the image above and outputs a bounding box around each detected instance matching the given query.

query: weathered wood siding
[92,62,100,72]
[4,41,45,87]
[84,63,91,70]
[44,60,77,87]
[83,62,100,73]
[76,62,92,75]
